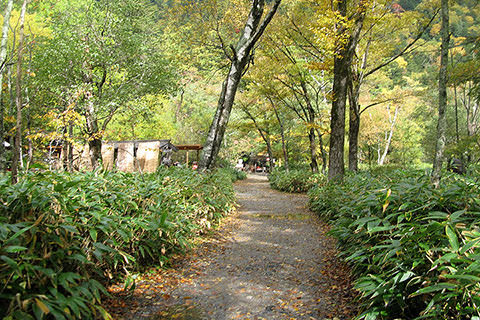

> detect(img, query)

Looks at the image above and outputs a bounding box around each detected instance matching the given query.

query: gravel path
[109,174,355,319]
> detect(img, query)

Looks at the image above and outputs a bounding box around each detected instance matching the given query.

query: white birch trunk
[199,0,281,170]
[378,105,399,165]
[432,0,449,188]
[11,0,27,183]
[0,0,13,171]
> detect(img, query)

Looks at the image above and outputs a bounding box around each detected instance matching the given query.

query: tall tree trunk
[200,65,241,170]
[68,122,74,171]
[175,87,184,122]
[264,134,274,171]
[347,41,369,172]
[300,80,318,173]
[11,0,27,184]
[85,98,102,169]
[0,97,4,172]
[328,0,366,181]
[271,99,289,172]
[0,0,13,172]
[25,46,33,169]
[432,0,449,188]
[466,99,478,137]
[62,127,68,170]
[199,0,281,170]
[315,128,328,174]
[88,138,102,169]
[308,127,318,173]
[378,105,399,165]
[454,84,459,143]
[348,82,361,172]
[25,88,32,169]
[329,52,348,180]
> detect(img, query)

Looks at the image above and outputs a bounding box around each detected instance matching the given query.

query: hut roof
[175,144,203,151]
[104,139,178,151]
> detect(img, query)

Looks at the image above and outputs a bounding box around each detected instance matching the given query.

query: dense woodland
[0,0,480,319]
[0,0,476,174]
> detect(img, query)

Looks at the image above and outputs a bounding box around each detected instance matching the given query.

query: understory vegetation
[268,168,325,193]
[307,167,480,319]
[0,168,237,319]
[221,167,248,182]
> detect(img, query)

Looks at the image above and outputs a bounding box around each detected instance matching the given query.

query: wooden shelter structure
[48,139,178,172]
[175,144,203,166]
[102,139,178,172]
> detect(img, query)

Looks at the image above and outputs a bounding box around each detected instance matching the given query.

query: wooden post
[186,150,189,166]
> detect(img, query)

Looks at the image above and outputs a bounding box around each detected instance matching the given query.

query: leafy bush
[218,167,247,182]
[0,168,236,319]
[269,168,325,193]
[309,169,480,319]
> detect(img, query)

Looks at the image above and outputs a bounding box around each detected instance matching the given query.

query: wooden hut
[175,144,203,166]
[104,139,178,172]
[52,139,178,172]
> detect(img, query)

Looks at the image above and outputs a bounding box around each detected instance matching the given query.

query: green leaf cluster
[0,168,236,319]
[309,168,480,319]
[268,168,326,193]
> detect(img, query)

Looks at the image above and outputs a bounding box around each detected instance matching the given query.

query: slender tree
[0,0,13,172]
[240,104,274,169]
[269,97,289,172]
[11,0,28,184]
[199,0,281,170]
[432,0,449,188]
[378,105,399,165]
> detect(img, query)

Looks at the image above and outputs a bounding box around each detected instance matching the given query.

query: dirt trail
[110,174,355,319]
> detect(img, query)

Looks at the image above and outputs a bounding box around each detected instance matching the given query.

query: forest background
[0,0,478,174]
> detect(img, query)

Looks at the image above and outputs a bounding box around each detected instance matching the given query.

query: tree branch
[364,10,439,78]
[246,0,281,52]
[360,98,401,115]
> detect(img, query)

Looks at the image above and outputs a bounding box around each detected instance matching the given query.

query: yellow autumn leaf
[35,298,50,314]
[383,200,390,213]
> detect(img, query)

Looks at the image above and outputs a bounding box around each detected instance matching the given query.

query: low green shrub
[0,168,236,319]
[218,167,247,182]
[269,168,325,193]
[309,169,480,319]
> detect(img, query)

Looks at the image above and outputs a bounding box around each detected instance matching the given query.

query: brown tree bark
[432,0,449,188]
[454,84,459,143]
[11,0,27,184]
[301,81,318,173]
[315,128,328,174]
[270,98,289,172]
[348,81,361,172]
[460,83,480,137]
[308,128,318,173]
[199,0,281,170]
[328,0,366,181]
[84,97,102,169]
[68,123,74,171]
